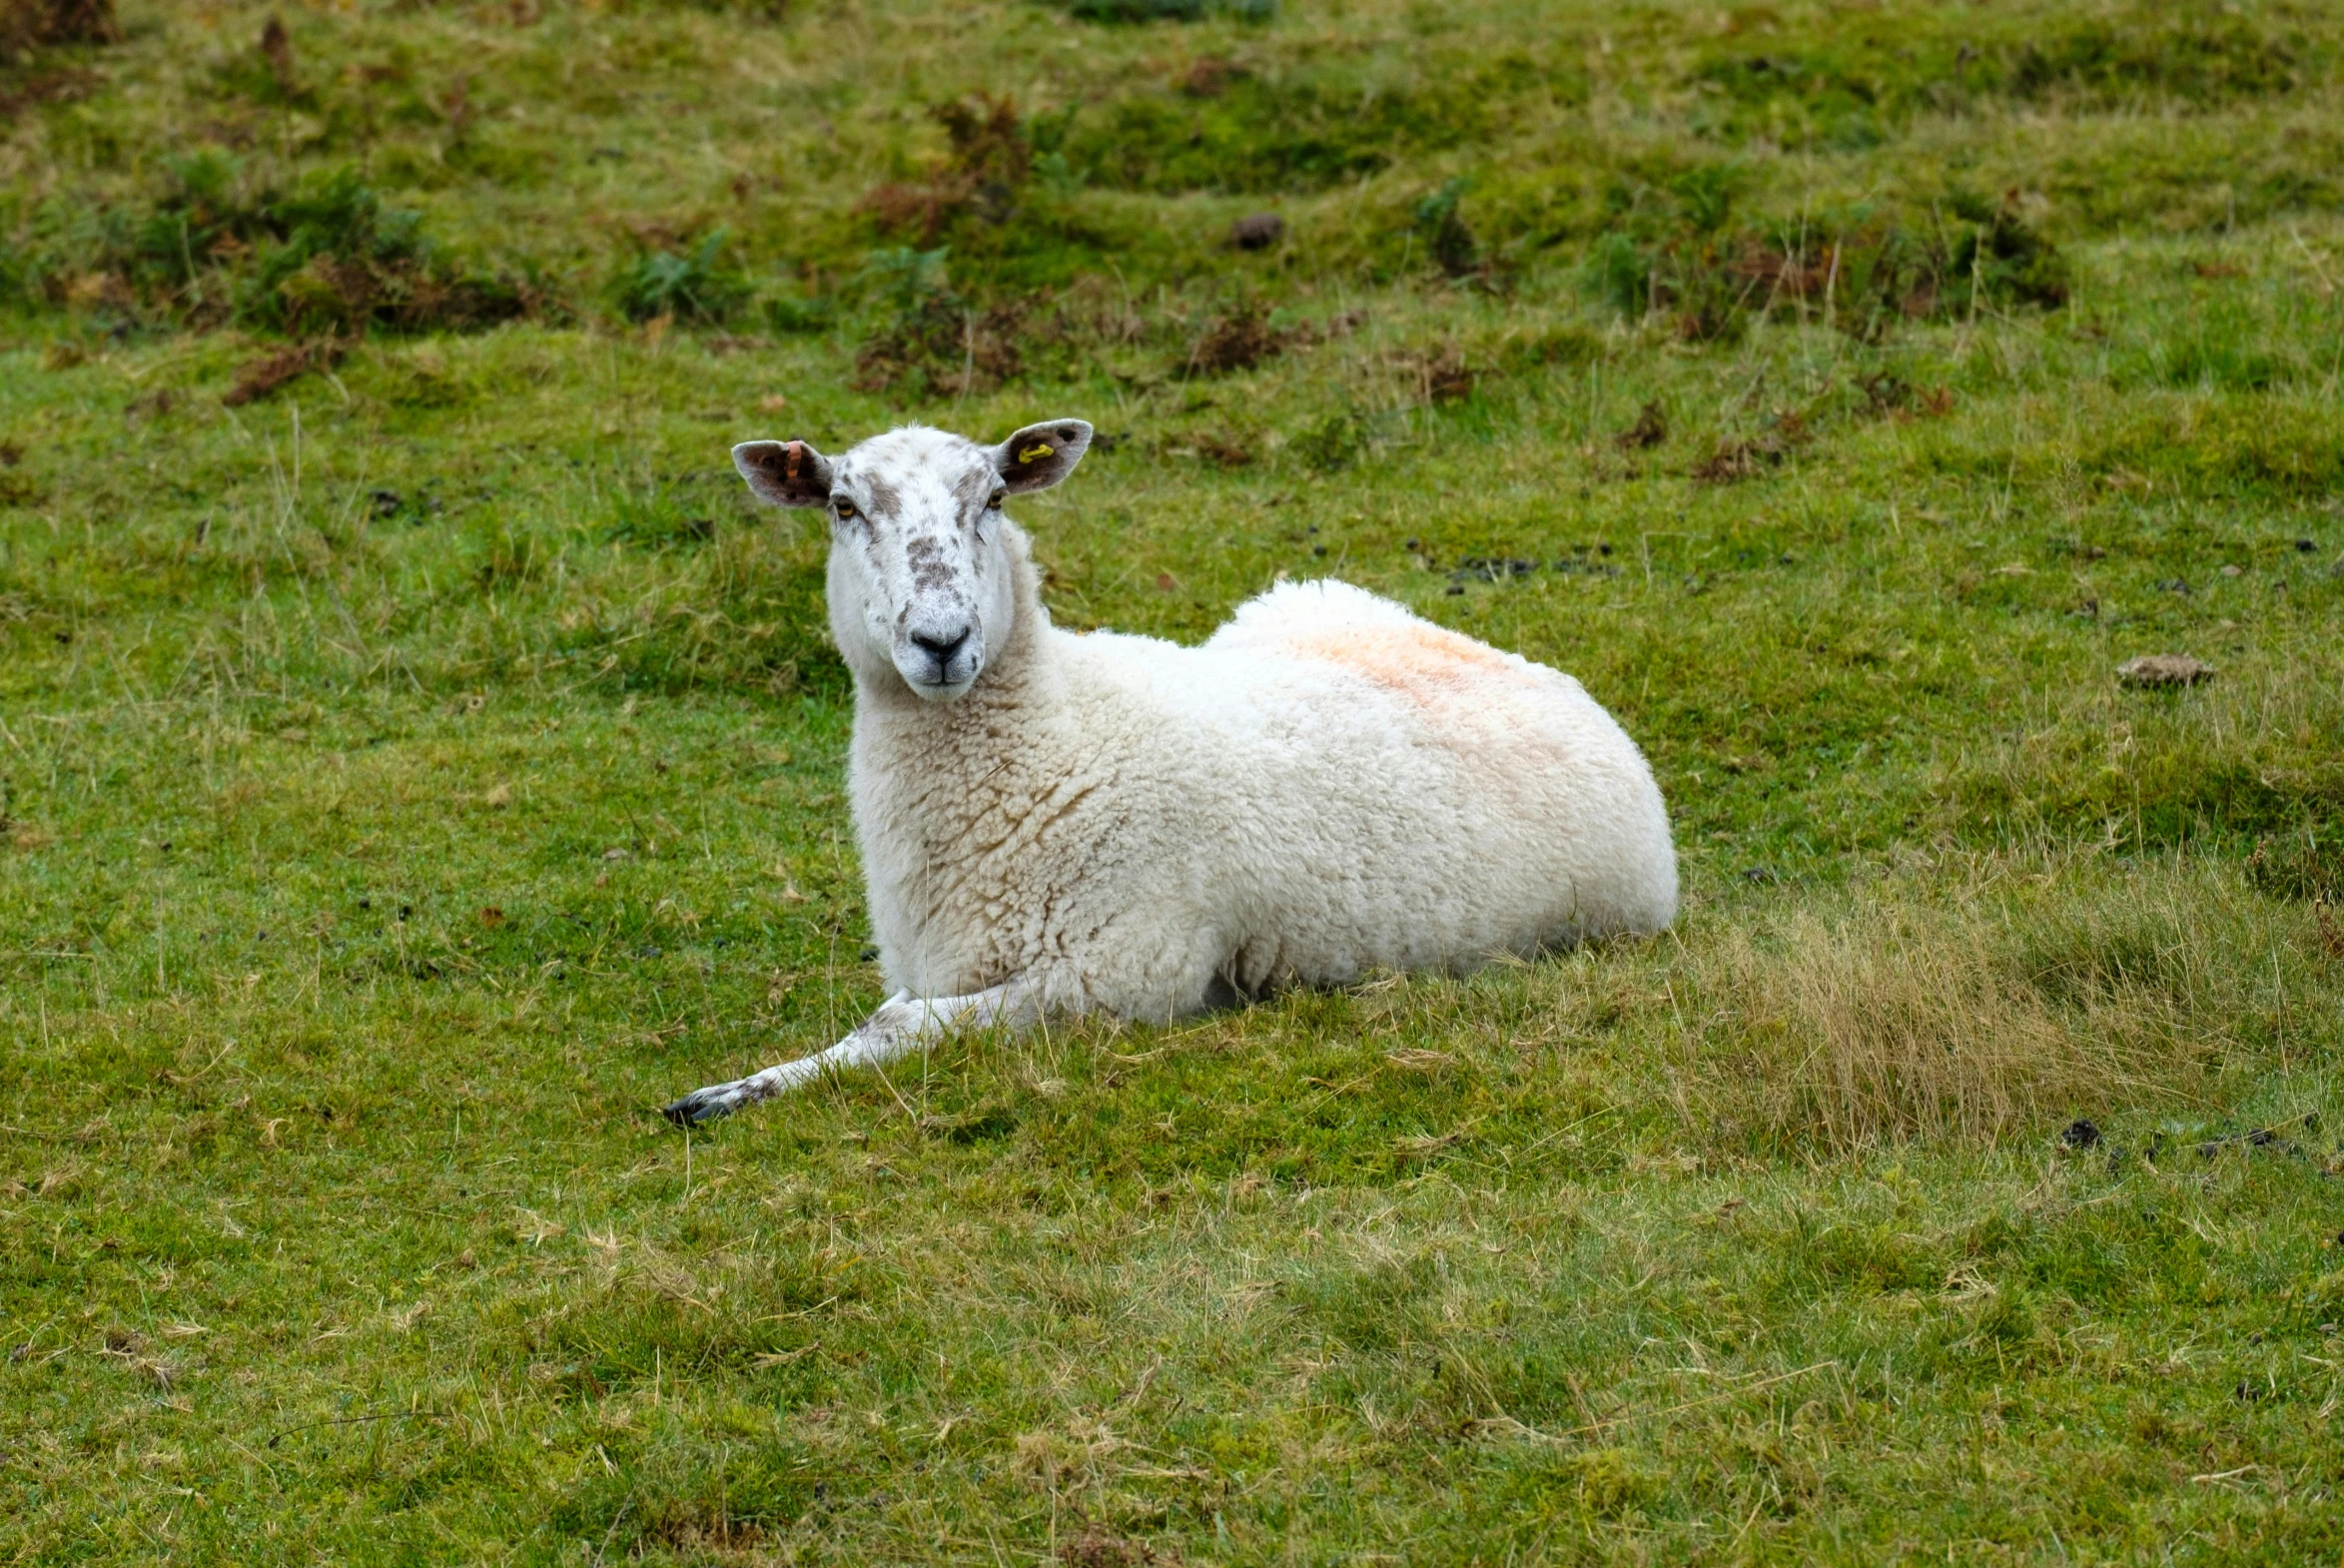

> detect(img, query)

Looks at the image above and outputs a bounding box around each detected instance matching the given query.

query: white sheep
[661,419,1677,1124]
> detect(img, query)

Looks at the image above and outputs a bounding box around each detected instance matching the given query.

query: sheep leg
[659,978,1037,1127]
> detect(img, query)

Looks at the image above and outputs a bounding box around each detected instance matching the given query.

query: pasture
[3,0,2343,1560]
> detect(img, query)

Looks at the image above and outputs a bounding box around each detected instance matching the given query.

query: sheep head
[732,419,1092,701]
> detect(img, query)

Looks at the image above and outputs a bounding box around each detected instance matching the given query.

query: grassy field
[5,0,2344,1561]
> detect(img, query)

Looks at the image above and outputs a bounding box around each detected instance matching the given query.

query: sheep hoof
[660,1086,739,1127]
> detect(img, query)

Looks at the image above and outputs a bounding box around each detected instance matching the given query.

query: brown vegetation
[1617,399,1668,449]
[1692,409,1811,482]
[1186,302,1286,375]
[0,0,116,59]
[860,92,1030,245]
[222,339,347,406]
[1681,884,2232,1150]
[853,298,1027,398]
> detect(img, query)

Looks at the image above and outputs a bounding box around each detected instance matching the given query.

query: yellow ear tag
[1017,442,1056,463]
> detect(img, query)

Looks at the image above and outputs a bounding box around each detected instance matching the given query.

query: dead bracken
[222,339,346,405]
[1693,409,1811,482]
[1186,302,1286,375]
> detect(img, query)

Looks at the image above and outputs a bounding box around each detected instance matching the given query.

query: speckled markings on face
[952,466,996,510]
[904,533,956,593]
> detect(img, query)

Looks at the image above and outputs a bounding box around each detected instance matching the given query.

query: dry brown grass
[1677,872,2243,1151]
[1,0,116,58]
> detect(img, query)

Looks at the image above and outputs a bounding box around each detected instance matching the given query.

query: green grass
[5,0,2344,1561]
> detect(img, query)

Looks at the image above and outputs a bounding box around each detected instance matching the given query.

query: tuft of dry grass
[1677,871,2247,1151]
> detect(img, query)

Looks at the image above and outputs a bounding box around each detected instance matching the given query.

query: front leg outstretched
[660,978,1037,1126]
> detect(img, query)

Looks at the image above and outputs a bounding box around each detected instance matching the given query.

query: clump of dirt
[1228,212,1284,251]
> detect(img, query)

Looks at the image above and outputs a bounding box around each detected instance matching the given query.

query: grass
[4,0,2344,1561]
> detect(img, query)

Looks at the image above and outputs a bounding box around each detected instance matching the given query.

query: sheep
[660,419,1677,1125]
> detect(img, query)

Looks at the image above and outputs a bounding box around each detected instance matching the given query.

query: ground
[3,0,2344,1562]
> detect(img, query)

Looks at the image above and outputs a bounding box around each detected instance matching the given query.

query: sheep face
[732,421,1093,702]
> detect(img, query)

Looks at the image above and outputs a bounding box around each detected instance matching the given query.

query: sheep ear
[992,419,1094,493]
[733,439,834,507]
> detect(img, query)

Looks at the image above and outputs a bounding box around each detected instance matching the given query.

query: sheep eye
[833,499,857,520]
[986,489,1006,510]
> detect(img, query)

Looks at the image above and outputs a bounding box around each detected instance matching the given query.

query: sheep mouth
[898,662,980,701]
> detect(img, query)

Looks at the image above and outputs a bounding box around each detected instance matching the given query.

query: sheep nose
[910,625,971,677]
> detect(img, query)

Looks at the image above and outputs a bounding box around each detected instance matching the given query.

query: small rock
[1229,213,1285,252]
[2117,653,2214,688]
[2220,563,2243,577]
[2297,538,2317,552]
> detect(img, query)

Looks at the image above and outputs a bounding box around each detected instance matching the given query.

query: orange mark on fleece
[1281,623,1541,703]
